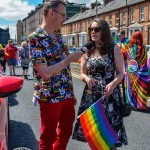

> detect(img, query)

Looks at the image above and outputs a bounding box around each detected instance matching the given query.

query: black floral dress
[72,50,128,147]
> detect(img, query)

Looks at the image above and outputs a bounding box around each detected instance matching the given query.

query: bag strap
[111,44,115,69]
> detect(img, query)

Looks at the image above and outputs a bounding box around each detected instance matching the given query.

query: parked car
[0,71,23,150]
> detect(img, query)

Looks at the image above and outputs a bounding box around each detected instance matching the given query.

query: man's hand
[68,51,83,63]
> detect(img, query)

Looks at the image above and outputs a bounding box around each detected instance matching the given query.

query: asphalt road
[8,66,150,150]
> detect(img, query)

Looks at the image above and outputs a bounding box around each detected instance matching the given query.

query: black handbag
[121,102,132,117]
[111,45,131,117]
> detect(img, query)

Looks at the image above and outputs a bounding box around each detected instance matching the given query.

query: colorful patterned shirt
[28,28,74,103]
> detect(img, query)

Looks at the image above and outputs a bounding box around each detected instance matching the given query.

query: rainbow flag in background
[78,99,119,150]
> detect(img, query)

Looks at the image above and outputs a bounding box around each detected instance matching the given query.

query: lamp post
[126,0,129,38]
[15,35,17,44]
[96,0,98,18]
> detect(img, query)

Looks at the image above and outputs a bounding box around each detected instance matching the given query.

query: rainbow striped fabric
[79,99,119,150]
[125,44,148,110]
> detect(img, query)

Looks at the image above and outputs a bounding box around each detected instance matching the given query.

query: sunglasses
[53,9,66,18]
[88,27,101,32]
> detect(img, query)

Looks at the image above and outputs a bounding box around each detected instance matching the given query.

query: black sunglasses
[88,27,101,32]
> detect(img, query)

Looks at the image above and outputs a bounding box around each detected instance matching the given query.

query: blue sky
[22,0,42,5]
[0,0,38,39]
[0,0,94,39]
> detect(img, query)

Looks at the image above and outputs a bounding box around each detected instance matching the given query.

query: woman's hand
[104,82,115,97]
[86,78,98,91]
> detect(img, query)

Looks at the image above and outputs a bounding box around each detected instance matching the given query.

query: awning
[78,32,87,35]
[128,23,143,28]
[110,26,118,31]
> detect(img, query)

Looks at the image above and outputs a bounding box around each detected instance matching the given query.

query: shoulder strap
[111,44,115,69]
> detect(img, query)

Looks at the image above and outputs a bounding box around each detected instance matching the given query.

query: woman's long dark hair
[87,18,114,55]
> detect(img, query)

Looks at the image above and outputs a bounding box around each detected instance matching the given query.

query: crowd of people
[28,0,129,150]
[0,40,30,79]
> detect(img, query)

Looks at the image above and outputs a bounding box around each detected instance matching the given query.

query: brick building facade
[16,20,23,45]
[62,0,150,47]
[17,1,86,43]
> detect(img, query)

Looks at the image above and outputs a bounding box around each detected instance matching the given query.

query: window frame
[139,6,144,21]
[115,12,119,25]
[122,11,126,25]
[130,9,134,23]
[109,14,112,26]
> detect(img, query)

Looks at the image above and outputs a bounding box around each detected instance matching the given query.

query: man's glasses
[53,9,66,18]
[88,27,101,32]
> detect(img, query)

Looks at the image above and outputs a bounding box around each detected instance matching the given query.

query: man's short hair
[43,0,66,17]
[118,30,125,35]
[8,40,13,43]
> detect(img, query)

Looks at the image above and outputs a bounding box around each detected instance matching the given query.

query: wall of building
[62,1,150,46]
[16,20,23,45]
[0,28,10,47]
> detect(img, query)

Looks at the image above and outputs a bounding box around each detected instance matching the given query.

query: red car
[0,72,23,150]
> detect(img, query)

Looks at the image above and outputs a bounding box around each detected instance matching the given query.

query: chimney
[91,2,96,9]
[103,0,112,5]
[80,7,89,13]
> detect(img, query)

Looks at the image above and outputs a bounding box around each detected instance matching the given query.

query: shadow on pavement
[8,94,19,107]
[8,120,39,150]
[132,107,150,114]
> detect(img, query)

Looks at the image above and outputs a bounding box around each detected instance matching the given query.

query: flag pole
[77,96,105,119]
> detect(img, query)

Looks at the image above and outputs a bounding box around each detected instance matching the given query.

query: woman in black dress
[72,18,128,150]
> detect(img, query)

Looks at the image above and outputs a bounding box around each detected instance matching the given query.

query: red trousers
[39,98,75,150]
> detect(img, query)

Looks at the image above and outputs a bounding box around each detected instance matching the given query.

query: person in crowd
[19,41,30,79]
[28,0,85,149]
[114,30,130,103]
[0,44,7,74]
[125,31,148,110]
[4,40,17,76]
[16,48,20,67]
[118,30,129,59]
[72,18,128,150]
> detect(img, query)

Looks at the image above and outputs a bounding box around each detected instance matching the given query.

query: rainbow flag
[78,98,119,150]
[125,44,148,110]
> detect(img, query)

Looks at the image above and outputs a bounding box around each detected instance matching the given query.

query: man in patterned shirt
[28,0,84,149]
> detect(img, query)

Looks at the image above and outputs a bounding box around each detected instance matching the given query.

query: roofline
[63,0,146,25]
[22,4,43,21]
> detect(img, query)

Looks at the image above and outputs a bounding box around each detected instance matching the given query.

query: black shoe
[115,141,122,147]
[24,75,28,79]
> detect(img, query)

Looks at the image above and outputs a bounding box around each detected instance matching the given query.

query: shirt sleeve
[29,37,47,66]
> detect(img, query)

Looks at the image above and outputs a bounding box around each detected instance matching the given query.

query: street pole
[126,0,129,38]
[96,0,97,18]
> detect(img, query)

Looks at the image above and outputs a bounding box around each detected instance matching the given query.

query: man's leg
[12,58,16,75]
[53,98,75,150]
[39,100,62,150]
[7,59,13,75]
[8,66,12,75]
